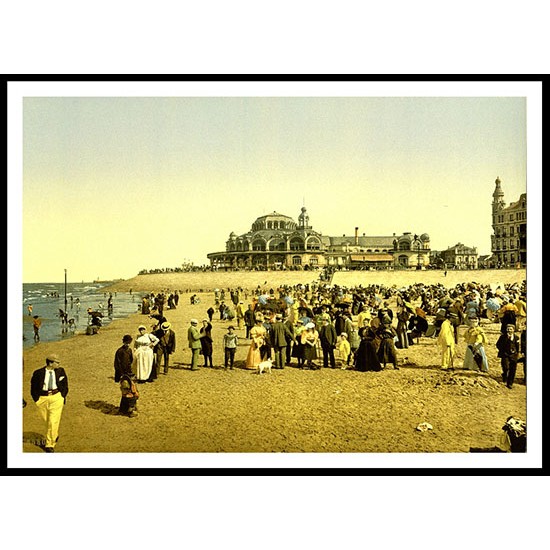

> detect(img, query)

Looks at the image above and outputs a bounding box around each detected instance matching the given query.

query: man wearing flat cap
[30,353,69,453]
[187,319,201,371]
[154,321,176,375]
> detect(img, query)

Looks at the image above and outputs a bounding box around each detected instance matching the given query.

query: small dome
[420,233,430,242]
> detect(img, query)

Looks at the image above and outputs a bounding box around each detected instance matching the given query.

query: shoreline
[20,269,528,456]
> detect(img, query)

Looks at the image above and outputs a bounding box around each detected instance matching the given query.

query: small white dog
[257,358,272,374]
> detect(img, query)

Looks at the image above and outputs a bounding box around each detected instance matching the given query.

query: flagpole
[64,269,68,313]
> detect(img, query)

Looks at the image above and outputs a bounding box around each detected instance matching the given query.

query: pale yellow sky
[10,82,539,283]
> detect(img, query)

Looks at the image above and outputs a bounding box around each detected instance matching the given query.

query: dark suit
[496,333,520,388]
[283,319,296,364]
[270,321,294,369]
[154,328,176,374]
[319,323,337,368]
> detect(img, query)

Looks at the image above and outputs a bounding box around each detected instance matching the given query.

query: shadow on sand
[84,400,120,415]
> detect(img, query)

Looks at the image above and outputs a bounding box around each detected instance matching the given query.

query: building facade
[491,177,527,267]
[207,207,431,270]
[439,243,479,269]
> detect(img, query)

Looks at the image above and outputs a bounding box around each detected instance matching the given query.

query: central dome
[251,212,297,232]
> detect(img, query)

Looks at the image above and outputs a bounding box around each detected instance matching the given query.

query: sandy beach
[21,268,528,455]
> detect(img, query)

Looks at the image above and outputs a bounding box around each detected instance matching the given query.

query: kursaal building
[207,207,431,271]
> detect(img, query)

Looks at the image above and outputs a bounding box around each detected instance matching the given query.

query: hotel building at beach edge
[207,206,431,271]
[207,177,527,272]
[490,177,527,268]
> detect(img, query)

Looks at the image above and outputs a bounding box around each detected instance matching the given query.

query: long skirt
[355,339,382,372]
[303,344,317,361]
[245,343,262,369]
[463,345,489,372]
[377,338,397,366]
[396,322,409,349]
[134,346,154,381]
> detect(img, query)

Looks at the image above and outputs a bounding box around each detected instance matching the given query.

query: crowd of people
[27,278,527,450]
[107,278,527,417]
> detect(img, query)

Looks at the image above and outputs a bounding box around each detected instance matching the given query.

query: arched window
[397,254,409,267]
[290,237,305,251]
[292,255,302,265]
[269,239,285,251]
[306,238,321,251]
[252,239,266,251]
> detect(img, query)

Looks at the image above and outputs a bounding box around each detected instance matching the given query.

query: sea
[22,282,142,349]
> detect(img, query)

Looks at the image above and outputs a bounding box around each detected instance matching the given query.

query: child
[223,325,239,369]
[119,373,139,417]
[336,332,351,369]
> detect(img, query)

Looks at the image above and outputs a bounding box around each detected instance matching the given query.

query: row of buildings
[206,178,526,271]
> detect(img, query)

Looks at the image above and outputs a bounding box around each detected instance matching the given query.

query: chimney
[355,227,359,245]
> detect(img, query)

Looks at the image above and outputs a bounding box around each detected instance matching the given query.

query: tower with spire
[490,176,527,267]
[298,206,310,229]
[492,176,505,224]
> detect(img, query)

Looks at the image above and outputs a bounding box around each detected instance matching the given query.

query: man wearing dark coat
[114,334,134,382]
[496,324,521,389]
[30,353,69,452]
[283,314,296,365]
[154,322,176,375]
[270,314,295,369]
[244,304,256,339]
[319,318,338,369]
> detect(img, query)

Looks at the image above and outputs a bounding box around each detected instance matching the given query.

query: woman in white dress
[133,325,159,382]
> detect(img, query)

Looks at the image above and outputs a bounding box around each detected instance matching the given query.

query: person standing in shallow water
[32,315,42,342]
